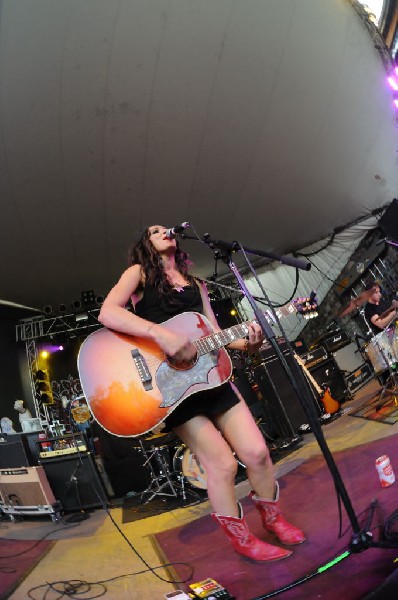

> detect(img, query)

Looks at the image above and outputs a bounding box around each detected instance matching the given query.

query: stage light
[35,369,54,405]
[58,303,67,313]
[387,76,398,91]
[230,309,237,316]
[293,291,319,319]
[40,350,49,359]
[43,305,53,315]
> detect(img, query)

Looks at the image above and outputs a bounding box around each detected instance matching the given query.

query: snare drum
[365,329,396,373]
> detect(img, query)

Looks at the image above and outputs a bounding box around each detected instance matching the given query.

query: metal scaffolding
[16,309,102,425]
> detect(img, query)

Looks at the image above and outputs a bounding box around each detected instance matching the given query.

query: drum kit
[132,429,246,505]
[337,287,398,402]
[132,431,210,505]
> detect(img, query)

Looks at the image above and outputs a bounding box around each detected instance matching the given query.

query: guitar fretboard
[194,322,249,355]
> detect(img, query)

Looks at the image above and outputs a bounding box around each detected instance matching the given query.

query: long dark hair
[128,227,195,300]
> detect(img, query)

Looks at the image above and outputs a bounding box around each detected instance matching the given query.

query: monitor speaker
[0,466,55,506]
[308,358,347,402]
[42,453,108,512]
[0,437,31,469]
[253,353,322,437]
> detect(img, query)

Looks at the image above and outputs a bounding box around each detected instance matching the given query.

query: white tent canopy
[238,215,381,340]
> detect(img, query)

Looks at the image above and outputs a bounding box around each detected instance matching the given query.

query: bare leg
[173,415,240,516]
[214,384,275,499]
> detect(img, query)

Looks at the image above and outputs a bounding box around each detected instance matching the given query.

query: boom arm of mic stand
[180,234,311,271]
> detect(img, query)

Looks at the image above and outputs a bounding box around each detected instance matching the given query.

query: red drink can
[375,455,395,487]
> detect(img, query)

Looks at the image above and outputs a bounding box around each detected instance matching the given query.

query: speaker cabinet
[0,433,42,468]
[0,436,30,469]
[0,466,55,506]
[42,453,108,512]
[332,342,363,373]
[91,422,154,497]
[308,358,348,402]
[253,353,322,437]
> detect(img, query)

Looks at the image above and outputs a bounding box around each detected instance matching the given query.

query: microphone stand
[183,232,398,560]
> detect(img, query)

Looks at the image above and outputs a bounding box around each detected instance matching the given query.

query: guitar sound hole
[166,353,199,371]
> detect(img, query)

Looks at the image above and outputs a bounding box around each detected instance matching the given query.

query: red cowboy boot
[211,501,292,562]
[249,482,305,545]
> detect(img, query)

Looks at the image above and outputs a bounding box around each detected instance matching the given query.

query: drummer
[363,281,398,335]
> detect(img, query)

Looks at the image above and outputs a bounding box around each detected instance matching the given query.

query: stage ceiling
[1,0,397,320]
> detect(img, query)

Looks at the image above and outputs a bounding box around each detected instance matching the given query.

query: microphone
[164,222,190,239]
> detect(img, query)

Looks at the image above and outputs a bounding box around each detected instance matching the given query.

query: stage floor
[2,378,398,600]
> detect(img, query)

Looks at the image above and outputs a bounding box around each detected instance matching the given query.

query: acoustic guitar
[294,353,340,415]
[78,311,248,437]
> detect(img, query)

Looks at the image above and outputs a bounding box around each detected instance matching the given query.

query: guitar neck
[294,353,322,394]
[195,322,250,355]
[194,301,298,356]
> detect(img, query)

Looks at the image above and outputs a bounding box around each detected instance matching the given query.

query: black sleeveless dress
[134,280,239,429]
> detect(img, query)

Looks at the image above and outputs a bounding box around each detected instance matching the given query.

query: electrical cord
[26,561,192,600]
[295,233,336,258]
[61,405,195,586]
[251,500,398,600]
[383,508,398,542]
[0,522,81,560]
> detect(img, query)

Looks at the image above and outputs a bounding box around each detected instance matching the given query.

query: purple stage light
[40,344,64,353]
[387,76,398,91]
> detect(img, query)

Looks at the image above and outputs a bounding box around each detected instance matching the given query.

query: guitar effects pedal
[189,578,234,599]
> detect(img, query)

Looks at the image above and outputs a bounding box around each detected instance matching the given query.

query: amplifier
[0,466,55,506]
[259,337,288,362]
[324,331,351,353]
[301,346,328,368]
[42,453,108,512]
[39,445,87,459]
[345,363,374,394]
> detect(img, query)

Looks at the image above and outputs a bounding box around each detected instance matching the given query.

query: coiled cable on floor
[383,509,398,542]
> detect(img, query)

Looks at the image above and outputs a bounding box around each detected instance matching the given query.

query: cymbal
[336,288,375,318]
[144,432,167,442]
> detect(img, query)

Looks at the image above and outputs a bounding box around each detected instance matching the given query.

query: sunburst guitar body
[77,311,240,437]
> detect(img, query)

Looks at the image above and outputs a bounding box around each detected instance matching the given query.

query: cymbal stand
[137,440,201,505]
[138,439,180,505]
[358,307,373,340]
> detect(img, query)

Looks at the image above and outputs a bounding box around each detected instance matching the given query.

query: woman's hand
[246,321,264,353]
[153,326,197,366]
